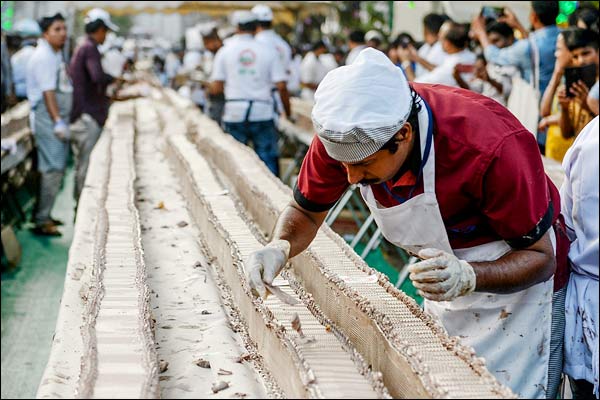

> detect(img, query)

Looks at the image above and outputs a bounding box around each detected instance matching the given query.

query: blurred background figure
[345,29,366,65]
[300,40,329,101]
[26,13,71,236]
[201,25,224,125]
[414,13,448,78]
[10,19,42,102]
[69,8,119,203]
[1,30,16,112]
[365,29,384,51]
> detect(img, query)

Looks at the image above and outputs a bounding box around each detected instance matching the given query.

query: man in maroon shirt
[69,8,119,202]
[246,48,568,398]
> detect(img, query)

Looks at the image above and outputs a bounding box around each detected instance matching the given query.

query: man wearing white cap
[209,10,290,176]
[251,4,292,121]
[246,48,570,399]
[69,8,119,203]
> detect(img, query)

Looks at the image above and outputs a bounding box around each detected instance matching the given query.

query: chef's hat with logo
[311,47,413,163]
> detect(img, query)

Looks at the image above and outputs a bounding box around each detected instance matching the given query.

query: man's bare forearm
[471,231,556,293]
[42,91,61,121]
[272,201,327,258]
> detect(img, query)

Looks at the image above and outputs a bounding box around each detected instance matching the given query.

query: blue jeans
[223,120,280,176]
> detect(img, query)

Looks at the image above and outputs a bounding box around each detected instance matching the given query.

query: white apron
[360,97,554,398]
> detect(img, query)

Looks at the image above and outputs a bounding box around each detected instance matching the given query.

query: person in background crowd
[201,27,225,126]
[472,1,560,153]
[588,80,599,115]
[332,48,346,67]
[11,19,41,102]
[390,32,417,71]
[100,33,126,80]
[559,116,599,400]
[252,4,292,121]
[26,13,71,236]
[153,55,168,87]
[482,21,519,100]
[300,40,329,101]
[209,10,290,176]
[69,8,119,203]
[414,13,449,78]
[165,45,184,88]
[1,31,16,112]
[287,46,303,97]
[345,30,366,65]
[365,30,384,51]
[570,4,599,30]
[402,21,476,87]
[453,54,506,105]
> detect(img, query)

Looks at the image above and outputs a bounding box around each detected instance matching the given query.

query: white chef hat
[251,4,273,22]
[312,47,413,163]
[231,10,256,27]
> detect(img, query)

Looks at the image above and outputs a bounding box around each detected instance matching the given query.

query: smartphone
[481,6,504,20]
[564,63,598,97]
[455,64,475,73]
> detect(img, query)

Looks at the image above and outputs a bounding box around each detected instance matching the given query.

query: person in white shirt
[365,30,384,51]
[560,116,599,399]
[413,13,448,78]
[300,41,329,101]
[252,4,292,121]
[401,21,476,87]
[10,19,41,101]
[201,27,225,125]
[345,30,367,65]
[26,13,72,236]
[287,46,302,97]
[209,10,290,176]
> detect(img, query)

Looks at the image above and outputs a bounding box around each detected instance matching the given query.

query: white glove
[408,248,476,302]
[247,239,291,299]
[53,119,70,141]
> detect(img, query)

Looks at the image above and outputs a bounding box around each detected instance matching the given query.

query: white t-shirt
[11,45,36,98]
[300,51,329,101]
[415,41,447,78]
[26,39,64,108]
[183,50,202,72]
[415,49,476,87]
[255,29,292,76]
[345,44,367,65]
[210,34,287,123]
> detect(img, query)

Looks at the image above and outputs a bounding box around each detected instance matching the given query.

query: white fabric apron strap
[359,96,553,398]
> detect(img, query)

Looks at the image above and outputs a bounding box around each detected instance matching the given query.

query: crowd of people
[0,2,598,399]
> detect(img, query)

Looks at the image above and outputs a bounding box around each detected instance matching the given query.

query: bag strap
[528,35,540,93]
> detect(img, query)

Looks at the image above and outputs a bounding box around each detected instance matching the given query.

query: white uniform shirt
[255,29,292,75]
[345,44,367,65]
[165,52,181,79]
[210,33,287,123]
[26,39,63,108]
[300,51,329,101]
[11,44,36,98]
[102,48,127,78]
[560,116,599,394]
[415,49,476,87]
[415,41,447,78]
[183,50,202,72]
[287,53,302,95]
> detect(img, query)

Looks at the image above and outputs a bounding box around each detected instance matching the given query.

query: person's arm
[541,70,565,117]
[471,230,555,293]
[557,88,575,138]
[411,45,437,72]
[498,7,528,39]
[397,47,416,80]
[208,80,224,96]
[276,80,291,119]
[42,91,61,121]
[587,81,599,115]
[273,200,328,258]
[452,65,471,90]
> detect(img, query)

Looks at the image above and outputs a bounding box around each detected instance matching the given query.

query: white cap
[84,8,119,32]
[312,48,412,163]
[251,4,273,22]
[13,18,41,37]
[365,30,383,43]
[231,10,257,27]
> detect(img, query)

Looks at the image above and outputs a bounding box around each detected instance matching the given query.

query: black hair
[476,53,487,63]
[423,13,446,35]
[486,21,514,39]
[531,1,559,27]
[38,13,65,33]
[380,89,421,154]
[349,30,365,43]
[239,21,257,32]
[443,22,470,49]
[393,32,416,48]
[312,40,326,52]
[85,19,107,34]
[562,27,599,51]
[577,7,599,31]
[257,20,272,29]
